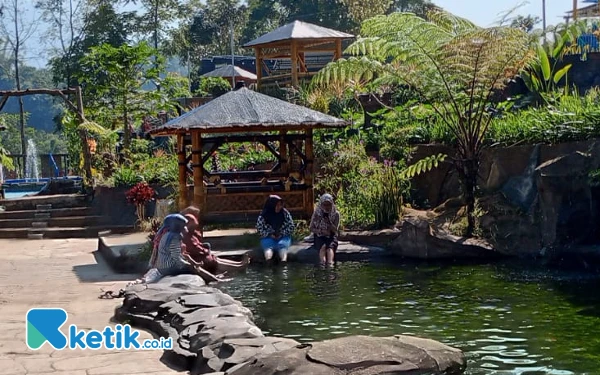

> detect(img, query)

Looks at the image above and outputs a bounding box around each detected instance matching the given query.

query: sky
[18,0,580,69]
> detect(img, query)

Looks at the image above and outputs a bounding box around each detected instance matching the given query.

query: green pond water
[220,260,600,375]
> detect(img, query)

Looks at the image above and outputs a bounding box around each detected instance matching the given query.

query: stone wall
[92,184,173,226]
[410,139,599,207]
[409,139,600,254]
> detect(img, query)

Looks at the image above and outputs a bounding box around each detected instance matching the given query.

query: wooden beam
[279,130,289,174]
[177,134,189,209]
[0,95,8,112]
[150,123,348,137]
[260,52,292,59]
[202,140,223,167]
[0,88,77,96]
[191,131,205,211]
[255,47,263,90]
[304,129,315,217]
[335,39,343,60]
[287,140,307,163]
[259,140,281,160]
[203,134,306,144]
[291,40,299,87]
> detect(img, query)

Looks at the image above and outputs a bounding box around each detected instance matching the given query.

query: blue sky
[434,0,574,27]
[21,0,580,68]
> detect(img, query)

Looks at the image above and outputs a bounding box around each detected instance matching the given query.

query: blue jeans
[260,236,292,257]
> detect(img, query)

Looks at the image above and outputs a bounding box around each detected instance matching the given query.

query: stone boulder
[226,335,466,375]
[340,229,401,248]
[390,213,497,259]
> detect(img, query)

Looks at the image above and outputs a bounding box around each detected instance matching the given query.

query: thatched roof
[149,87,347,135]
[244,21,353,48]
[202,65,257,81]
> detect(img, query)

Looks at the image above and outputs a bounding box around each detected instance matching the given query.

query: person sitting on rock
[181,213,250,275]
[256,195,295,263]
[309,194,340,265]
[144,213,193,283]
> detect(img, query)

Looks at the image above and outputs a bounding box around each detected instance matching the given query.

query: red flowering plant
[125,182,156,226]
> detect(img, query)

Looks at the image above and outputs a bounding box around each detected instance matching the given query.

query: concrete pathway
[0,238,186,375]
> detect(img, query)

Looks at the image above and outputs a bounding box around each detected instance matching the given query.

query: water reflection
[219,260,600,375]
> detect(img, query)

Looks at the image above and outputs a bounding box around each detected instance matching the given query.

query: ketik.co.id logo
[26,308,171,350]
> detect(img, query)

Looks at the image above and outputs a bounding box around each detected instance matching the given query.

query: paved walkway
[0,238,185,375]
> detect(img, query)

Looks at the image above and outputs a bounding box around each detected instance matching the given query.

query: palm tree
[314,10,532,236]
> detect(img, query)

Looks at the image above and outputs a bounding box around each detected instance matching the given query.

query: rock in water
[226,335,466,375]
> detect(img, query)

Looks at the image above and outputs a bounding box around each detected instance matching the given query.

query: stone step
[0,216,105,229]
[0,207,93,220]
[0,194,89,211]
[0,225,135,239]
[31,222,48,228]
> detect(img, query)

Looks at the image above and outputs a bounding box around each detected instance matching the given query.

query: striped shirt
[155,234,188,273]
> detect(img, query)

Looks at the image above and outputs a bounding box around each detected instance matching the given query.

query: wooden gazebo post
[305,128,315,217]
[191,130,204,210]
[177,133,188,209]
[255,48,263,90]
[290,40,299,87]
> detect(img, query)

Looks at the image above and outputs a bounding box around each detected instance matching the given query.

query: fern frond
[400,153,448,179]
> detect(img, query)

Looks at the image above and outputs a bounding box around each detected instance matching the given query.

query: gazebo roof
[202,65,257,80]
[150,87,347,135]
[243,20,354,48]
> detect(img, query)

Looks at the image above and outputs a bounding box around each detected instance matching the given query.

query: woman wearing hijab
[145,213,192,283]
[309,194,340,265]
[256,195,295,262]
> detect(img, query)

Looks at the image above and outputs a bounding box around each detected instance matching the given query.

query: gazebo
[149,87,347,222]
[243,21,354,89]
[202,64,258,86]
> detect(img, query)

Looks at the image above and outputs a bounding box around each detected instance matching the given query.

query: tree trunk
[80,129,93,183]
[13,1,26,176]
[456,156,478,237]
[123,97,130,149]
[153,0,161,91]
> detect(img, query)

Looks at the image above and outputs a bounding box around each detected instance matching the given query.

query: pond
[220,259,600,375]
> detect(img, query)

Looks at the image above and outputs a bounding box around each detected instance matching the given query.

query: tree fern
[313,9,533,236]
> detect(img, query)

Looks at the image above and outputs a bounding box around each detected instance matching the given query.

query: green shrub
[196,77,231,98]
[382,89,600,148]
[112,167,144,187]
[315,140,409,229]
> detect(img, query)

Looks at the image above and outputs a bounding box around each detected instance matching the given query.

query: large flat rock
[226,335,466,375]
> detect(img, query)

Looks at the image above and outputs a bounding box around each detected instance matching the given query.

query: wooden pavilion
[149,87,347,222]
[243,20,354,89]
[566,0,600,21]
